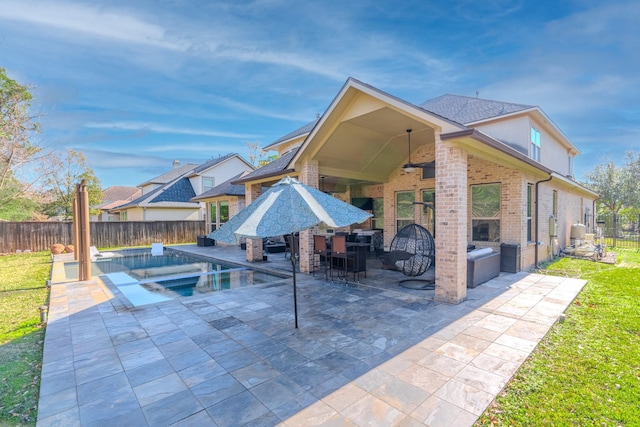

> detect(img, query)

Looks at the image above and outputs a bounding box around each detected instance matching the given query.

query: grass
[476,249,640,426]
[0,252,51,426]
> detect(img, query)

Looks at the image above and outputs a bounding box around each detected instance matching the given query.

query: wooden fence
[0,221,206,253]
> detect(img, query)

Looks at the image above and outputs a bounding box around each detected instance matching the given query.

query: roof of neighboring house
[113,153,255,212]
[187,153,254,177]
[419,94,534,125]
[101,186,141,202]
[139,163,199,187]
[113,177,199,211]
[232,150,298,184]
[263,118,320,150]
[97,186,142,210]
[191,172,248,201]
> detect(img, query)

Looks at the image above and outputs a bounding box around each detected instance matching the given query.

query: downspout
[535,174,553,268]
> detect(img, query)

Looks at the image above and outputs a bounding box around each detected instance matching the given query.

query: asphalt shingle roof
[420,94,534,125]
[139,163,198,187]
[191,153,237,175]
[233,150,298,183]
[191,172,247,201]
[263,118,320,150]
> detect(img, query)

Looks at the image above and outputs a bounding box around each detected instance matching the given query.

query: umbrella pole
[290,232,298,328]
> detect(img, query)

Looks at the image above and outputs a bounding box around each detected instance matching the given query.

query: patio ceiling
[310,106,436,184]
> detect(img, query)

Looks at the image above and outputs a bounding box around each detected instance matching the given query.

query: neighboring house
[92,186,142,221]
[191,171,252,234]
[111,154,254,221]
[232,77,597,304]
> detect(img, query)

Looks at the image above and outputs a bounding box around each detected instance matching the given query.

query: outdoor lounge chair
[380,224,435,289]
[89,246,115,260]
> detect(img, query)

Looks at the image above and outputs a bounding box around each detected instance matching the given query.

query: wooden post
[78,180,91,280]
[73,184,80,261]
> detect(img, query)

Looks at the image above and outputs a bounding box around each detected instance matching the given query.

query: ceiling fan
[403,129,436,173]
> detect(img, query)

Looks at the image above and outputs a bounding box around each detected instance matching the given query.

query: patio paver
[37,245,586,426]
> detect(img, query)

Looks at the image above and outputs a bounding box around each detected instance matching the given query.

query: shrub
[49,244,65,254]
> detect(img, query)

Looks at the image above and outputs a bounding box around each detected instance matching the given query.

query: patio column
[435,134,468,304]
[298,160,319,273]
[245,183,263,262]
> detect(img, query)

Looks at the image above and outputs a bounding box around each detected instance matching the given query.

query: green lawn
[0,252,51,426]
[476,250,640,426]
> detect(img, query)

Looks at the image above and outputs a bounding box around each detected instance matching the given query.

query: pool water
[64,249,287,306]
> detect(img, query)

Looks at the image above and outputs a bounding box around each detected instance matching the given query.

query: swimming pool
[63,248,288,307]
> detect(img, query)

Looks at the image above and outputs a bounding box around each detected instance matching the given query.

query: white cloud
[0,1,187,51]
[84,121,260,139]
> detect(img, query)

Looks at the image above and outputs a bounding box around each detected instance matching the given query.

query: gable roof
[139,163,198,187]
[112,177,199,211]
[115,155,249,211]
[420,94,534,125]
[188,153,253,177]
[191,172,248,201]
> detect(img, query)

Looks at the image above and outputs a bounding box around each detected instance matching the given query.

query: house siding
[474,116,572,177]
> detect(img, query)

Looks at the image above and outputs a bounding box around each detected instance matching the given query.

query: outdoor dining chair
[330,235,356,281]
[313,235,331,280]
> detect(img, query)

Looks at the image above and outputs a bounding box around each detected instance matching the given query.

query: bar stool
[313,235,331,280]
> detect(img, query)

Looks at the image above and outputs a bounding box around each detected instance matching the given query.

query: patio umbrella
[208,176,372,328]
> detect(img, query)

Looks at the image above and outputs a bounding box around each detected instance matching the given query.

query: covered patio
[37,244,585,426]
[235,78,555,307]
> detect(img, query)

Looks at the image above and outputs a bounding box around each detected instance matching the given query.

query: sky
[1,0,638,188]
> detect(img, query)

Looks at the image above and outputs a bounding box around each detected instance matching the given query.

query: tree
[246,142,278,167]
[0,67,48,210]
[41,149,102,219]
[585,151,640,240]
[0,175,43,220]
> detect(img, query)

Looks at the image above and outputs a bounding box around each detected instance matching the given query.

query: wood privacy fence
[0,221,206,253]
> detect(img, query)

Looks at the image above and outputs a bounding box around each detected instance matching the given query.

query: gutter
[535,174,553,268]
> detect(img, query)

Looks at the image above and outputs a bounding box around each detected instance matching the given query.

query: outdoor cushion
[466,247,493,260]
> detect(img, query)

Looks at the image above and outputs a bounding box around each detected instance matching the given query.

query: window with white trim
[203,177,215,193]
[471,183,501,242]
[530,127,541,161]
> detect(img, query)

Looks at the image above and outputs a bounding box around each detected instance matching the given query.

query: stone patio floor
[37,245,586,426]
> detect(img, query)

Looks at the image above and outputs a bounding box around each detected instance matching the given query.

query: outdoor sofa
[466,247,500,288]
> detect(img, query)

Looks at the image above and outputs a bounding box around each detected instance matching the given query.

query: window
[530,127,541,161]
[219,201,229,224]
[421,190,435,236]
[120,211,128,221]
[203,177,215,193]
[209,200,229,231]
[396,191,415,232]
[372,198,384,229]
[471,183,501,241]
[568,156,574,178]
[527,184,533,242]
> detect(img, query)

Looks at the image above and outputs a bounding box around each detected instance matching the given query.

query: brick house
[232,78,597,304]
